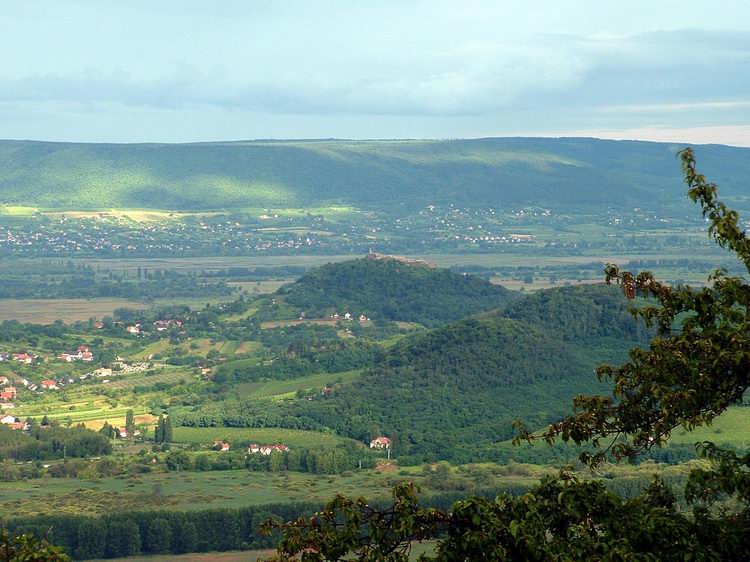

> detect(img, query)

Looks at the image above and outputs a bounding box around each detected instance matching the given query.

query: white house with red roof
[13,353,34,364]
[40,380,58,390]
[213,440,230,451]
[369,436,391,449]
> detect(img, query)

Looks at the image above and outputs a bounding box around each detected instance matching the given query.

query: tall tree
[154,415,164,444]
[124,409,135,438]
[163,415,172,443]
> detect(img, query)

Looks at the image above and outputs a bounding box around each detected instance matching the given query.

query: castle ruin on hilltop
[364,252,436,268]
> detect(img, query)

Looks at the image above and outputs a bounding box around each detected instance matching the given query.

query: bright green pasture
[104,368,194,390]
[238,369,362,400]
[0,298,147,323]
[171,427,354,448]
[668,407,750,447]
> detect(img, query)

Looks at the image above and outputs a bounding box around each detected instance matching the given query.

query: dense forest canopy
[276,257,520,327]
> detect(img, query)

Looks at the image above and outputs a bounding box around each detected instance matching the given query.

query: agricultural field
[93,542,438,562]
[0,466,404,517]
[237,370,362,400]
[0,298,148,323]
[92,551,275,562]
[668,406,750,447]
[171,427,354,449]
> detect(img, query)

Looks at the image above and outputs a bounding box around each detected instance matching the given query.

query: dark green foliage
[502,284,651,342]
[0,425,111,462]
[124,409,134,437]
[144,518,171,554]
[154,415,172,444]
[0,260,232,300]
[277,257,520,327]
[104,520,141,558]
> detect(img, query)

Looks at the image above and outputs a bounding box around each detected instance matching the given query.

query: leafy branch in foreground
[264,150,750,560]
[0,527,71,562]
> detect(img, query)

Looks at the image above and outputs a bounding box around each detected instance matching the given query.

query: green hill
[501,284,652,342]
[274,256,521,327]
[1,138,749,213]
[295,284,645,461]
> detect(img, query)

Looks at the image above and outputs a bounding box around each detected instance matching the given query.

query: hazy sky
[2,1,749,144]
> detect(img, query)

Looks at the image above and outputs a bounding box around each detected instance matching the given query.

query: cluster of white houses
[212,440,291,455]
[327,312,369,323]
[0,345,95,365]
[57,345,94,363]
[126,319,183,335]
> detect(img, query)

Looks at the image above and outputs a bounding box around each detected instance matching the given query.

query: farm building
[370,436,391,449]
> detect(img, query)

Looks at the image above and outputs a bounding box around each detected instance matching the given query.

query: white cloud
[0,2,749,141]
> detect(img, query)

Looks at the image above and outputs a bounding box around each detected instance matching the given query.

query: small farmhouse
[213,440,230,451]
[370,436,391,449]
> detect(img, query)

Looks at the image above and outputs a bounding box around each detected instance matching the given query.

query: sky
[1,0,749,145]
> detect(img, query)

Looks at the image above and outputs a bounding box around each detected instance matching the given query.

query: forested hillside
[2,138,749,212]
[295,284,646,461]
[275,256,520,326]
[501,284,652,342]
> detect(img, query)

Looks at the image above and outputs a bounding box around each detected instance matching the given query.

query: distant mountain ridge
[2,137,749,212]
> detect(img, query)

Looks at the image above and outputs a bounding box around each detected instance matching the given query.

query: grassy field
[14,396,151,425]
[104,368,194,390]
[127,339,172,360]
[171,427,354,448]
[668,407,750,447]
[91,542,437,562]
[61,248,728,279]
[237,370,362,400]
[228,279,294,294]
[92,551,275,562]
[73,255,349,274]
[260,319,337,329]
[0,298,147,323]
[0,467,398,517]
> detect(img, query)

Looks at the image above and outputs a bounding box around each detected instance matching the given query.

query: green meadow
[171,427,354,449]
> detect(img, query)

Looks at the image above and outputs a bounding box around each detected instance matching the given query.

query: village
[0,204,566,260]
